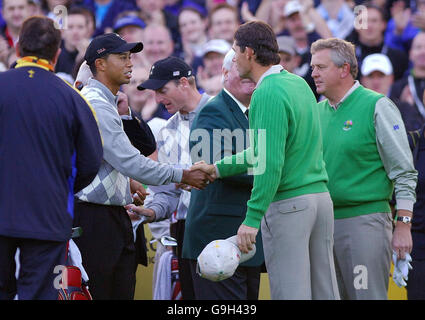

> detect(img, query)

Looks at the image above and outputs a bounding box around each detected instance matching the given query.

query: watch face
[398,216,412,223]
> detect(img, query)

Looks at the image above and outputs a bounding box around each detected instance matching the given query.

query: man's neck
[251,64,275,84]
[94,75,120,95]
[180,91,202,114]
[327,80,356,106]
[224,86,251,108]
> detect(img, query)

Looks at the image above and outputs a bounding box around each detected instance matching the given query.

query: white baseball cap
[361,53,393,76]
[74,61,93,88]
[196,235,256,282]
[201,39,231,57]
[284,1,303,17]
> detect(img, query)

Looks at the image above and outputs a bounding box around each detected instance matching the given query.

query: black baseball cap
[137,56,193,91]
[84,33,143,65]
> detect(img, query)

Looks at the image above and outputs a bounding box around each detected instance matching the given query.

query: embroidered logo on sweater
[343,120,353,131]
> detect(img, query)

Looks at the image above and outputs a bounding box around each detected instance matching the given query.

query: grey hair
[311,38,358,79]
[222,49,235,83]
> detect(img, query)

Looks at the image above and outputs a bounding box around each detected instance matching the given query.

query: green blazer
[182,89,264,267]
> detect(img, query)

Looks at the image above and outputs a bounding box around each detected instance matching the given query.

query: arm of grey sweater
[375,97,418,211]
[95,102,183,185]
[144,184,182,221]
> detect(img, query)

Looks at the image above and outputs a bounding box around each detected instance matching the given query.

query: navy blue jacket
[0,62,103,242]
[409,126,425,259]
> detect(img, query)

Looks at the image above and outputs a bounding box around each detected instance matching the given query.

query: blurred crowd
[1,0,424,131]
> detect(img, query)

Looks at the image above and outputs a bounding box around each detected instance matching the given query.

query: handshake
[180,161,217,190]
[125,161,218,224]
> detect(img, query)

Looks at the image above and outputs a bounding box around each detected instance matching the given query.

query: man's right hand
[190,162,217,177]
[181,168,215,190]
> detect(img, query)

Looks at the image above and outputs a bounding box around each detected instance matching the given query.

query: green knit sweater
[216,70,328,229]
[318,85,393,219]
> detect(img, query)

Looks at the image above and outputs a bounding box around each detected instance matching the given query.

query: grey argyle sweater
[75,78,183,206]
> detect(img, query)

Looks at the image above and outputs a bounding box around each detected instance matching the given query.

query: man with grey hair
[311,38,418,300]
[182,49,264,300]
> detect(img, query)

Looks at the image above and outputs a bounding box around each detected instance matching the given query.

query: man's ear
[245,47,255,61]
[222,68,229,83]
[180,77,190,88]
[95,57,107,73]
[340,63,351,79]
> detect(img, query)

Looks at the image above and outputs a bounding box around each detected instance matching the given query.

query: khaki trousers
[261,192,340,300]
[333,212,393,300]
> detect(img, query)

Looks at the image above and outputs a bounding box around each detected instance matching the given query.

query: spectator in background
[282,1,330,99]
[81,0,138,36]
[316,0,355,40]
[384,0,425,53]
[276,35,301,74]
[142,23,175,68]
[113,13,145,43]
[390,32,425,131]
[360,53,395,96]
[136,0,180,46]
[207,3,240,44]
[79,6,96,39]
[0,0,30,68]
[41,0,72,23]
[138,24,175,120]
[347,2,409,81]
[196,38,231,95]
[122,64,164,123]
[113,14,146,68]
[178,5,208,67]
[240,0,288,35]
[55,7,91,78]
[27,0,43,16]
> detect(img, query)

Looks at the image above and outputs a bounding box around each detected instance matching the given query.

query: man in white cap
[276,36,300,74]
[360,53,394,96]
[197,39,231,95]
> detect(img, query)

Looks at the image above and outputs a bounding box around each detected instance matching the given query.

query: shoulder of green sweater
[353,84,385,100]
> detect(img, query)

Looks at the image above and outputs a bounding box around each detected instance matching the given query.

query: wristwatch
[396,216,412,224]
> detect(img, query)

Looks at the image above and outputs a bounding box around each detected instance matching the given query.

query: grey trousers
[261,192,340,300]
[333,212,393,300]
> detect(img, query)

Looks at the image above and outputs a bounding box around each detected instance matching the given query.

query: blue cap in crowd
[113,16,146,33]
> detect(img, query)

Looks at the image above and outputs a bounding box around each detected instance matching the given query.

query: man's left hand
[237,224,258,254]
[392,209,413,259]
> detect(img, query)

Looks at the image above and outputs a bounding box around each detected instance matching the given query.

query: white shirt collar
[329,80,360,109]
[223,87,248,115]
[255,65,284,89]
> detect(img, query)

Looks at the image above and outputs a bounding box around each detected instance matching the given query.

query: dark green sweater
[318,85,393,219]
[216,70,328,229]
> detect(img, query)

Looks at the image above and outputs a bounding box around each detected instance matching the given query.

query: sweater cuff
[172,168,183,183]
[242,208,263,229]
[145,203,165,222]
[214,164,221,178]
[396,199,414,212]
